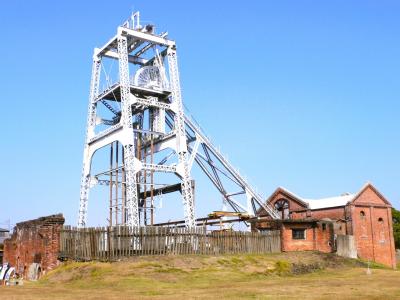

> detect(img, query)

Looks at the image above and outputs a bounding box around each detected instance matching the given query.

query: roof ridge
[303,193,356,202]
[277,186,305,201]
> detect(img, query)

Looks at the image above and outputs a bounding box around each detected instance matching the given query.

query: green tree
[392,208,400,249]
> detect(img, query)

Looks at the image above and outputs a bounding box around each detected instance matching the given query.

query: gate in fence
[59,226,281,261]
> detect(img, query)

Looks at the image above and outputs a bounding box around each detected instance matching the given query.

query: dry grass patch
[1,252,399,299]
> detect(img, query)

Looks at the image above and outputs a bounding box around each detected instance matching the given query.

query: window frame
[292,228,306,240]
[274,198,290,219]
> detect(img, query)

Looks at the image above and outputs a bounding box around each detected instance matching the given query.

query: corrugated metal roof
[277,187,355,209]
[303,194,355,209]
[269,183,388,211]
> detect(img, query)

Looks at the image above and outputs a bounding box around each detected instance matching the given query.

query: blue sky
[1,1,399,227]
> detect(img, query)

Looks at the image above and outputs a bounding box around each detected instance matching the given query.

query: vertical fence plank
[59,226,282,260]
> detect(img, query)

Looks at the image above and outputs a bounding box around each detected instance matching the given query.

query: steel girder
[182,115,280,220]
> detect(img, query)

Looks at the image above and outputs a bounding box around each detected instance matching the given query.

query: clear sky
[1,1,399,228]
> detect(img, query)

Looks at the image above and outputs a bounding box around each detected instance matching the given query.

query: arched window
[378,217,385,243]
[360,210,367,237]
[274,199,290,219]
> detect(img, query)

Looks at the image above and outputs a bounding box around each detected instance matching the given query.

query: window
[274,199,290,219]
[292,229,306,240]
[360,211,367,237]
[322,223,326,231]
[378,218,385,243]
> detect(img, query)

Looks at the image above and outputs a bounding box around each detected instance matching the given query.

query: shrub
[392,208,400,249]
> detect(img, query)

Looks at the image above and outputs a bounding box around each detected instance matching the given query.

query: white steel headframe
[78,12,279,228]
[78,16,195,228]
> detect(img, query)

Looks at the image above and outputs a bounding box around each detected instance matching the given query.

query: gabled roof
[266,182,390,210]
[350,182,392,206]
[265,186,309,208]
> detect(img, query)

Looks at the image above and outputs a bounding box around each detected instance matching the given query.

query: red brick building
[253,218,334,253]
[254,183,396,268]
[3,214,65,277]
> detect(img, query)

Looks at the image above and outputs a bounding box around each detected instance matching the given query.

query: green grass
[2,252,399,299]
[357,259,390,269]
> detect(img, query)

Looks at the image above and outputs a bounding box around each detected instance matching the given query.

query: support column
[109,143,114,226]
[167,48,195,228]
[118,34,140,228]
[78,52,101,227]
[245,189,253,216]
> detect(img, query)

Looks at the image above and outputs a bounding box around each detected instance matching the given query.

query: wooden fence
[59,226,281,261]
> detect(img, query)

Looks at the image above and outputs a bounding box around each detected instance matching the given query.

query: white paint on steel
[78,11,279,229]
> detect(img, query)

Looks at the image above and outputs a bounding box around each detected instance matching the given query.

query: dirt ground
[1,252,399,300]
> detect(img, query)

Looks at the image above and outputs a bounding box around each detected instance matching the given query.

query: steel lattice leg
[78,171,90,227]
[179,153,196,227]
[123,145,139,227]
[118,35,140,228]
[168,49,195,228]
[78,55,101,227]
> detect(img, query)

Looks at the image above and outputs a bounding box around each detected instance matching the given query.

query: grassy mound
[2,252,399,299]
[42,251,365,285]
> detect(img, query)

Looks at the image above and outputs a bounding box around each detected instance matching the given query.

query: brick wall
[280,222,333,253]
[3,214,65,277]
[315,222,334,253]
[352,205,396,268]
[281,223,315,252]
[348,185,396,268]
[293,207,346,221]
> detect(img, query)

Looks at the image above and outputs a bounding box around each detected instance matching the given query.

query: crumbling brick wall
[3,214,65,277]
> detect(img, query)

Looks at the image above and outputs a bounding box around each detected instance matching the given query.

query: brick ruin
[3,214,65,277]
[253,183,397,268]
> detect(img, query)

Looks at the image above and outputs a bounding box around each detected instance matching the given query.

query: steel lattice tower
[78,12,279,228]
